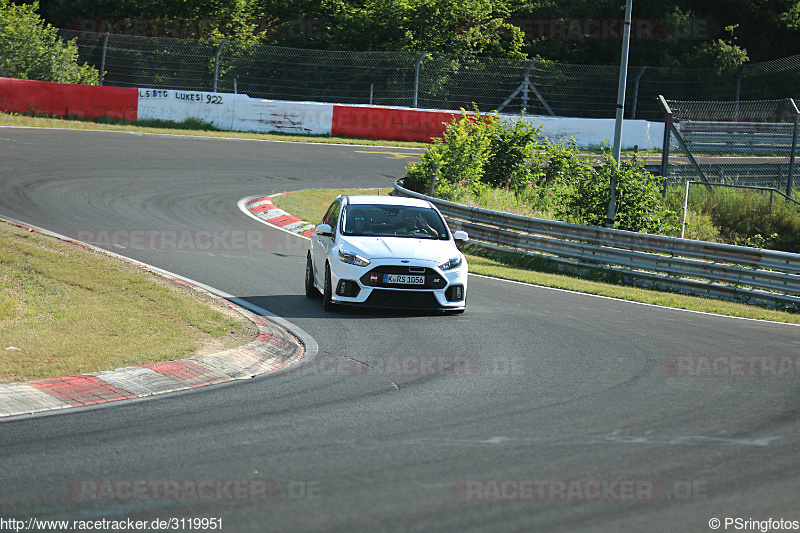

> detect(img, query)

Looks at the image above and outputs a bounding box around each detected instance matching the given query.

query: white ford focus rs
[305,195,469,313]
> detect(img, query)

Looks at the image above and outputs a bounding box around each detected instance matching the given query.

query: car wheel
[322,262,335,311]
[305,253,319,298]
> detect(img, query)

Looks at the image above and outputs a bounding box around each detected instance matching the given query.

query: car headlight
[439,255,462,271]
[338,249,371,267]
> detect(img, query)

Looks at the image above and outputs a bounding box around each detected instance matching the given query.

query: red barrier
[0,78,137,120]
[331,105,461,142]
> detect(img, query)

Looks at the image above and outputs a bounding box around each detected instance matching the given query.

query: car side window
[322,200,341,231]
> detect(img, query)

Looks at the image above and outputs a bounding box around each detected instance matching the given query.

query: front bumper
[329,258,468,310]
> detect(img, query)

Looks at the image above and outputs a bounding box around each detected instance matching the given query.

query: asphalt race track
[1,128,799,532]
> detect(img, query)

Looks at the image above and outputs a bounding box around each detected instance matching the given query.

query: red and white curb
[0,305,303,418]
[244,195,316,239]
[0,217,316,419]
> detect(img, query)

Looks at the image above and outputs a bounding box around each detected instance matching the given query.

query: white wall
[136,88,663,149]
[137,89,333,135]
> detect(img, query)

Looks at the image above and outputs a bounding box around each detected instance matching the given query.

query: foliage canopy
[31,0,800,66]
[0,0,99,84]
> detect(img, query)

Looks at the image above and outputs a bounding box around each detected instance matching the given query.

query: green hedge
[404,110,677,234]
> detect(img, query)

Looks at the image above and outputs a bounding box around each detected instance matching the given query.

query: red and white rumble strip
[0,302,304,418]
[0,218,307,419]
[246,195,316,238]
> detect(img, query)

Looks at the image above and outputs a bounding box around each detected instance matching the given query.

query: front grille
[360,266,446,290]
[364,290,441,308]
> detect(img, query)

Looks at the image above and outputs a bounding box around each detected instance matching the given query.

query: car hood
[341,236,459,262]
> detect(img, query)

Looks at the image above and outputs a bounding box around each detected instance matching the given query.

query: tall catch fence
[660,96,800,193]
[59,29,800,121]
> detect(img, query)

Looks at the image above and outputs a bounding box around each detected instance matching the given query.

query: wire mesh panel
[57,30,800,122]
[67,30,221,90]
[663,98,799,190]
[216,46,421,105]
[739,55,800,101]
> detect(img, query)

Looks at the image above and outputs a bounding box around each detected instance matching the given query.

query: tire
[305,253,319,298]
[322,263,336,311]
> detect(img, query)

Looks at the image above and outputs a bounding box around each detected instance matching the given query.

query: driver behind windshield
[396,208,437,237]
[345,208,369,235]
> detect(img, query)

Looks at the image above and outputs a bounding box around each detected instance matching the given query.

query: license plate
[383,274,425,285]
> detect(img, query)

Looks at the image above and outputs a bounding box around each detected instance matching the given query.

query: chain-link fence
[660,96,800,193]
[59,29,800,122]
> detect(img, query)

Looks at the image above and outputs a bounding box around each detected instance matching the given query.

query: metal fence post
[681,180,691,238]
[659,95,672,180]
[788,98,799,197]
[606,0,633,228]
[413,52,427,108]
[734,68,743,121]
[99,33,109,86]
[631,66,646,119]
[428,163,439,196]
[213,41,226,93]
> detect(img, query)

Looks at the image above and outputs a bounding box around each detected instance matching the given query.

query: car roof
[342,195,433,208]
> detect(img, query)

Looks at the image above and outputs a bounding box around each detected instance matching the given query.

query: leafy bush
[556,150,678,234]
[0,0,99,84]
[405,113,677,234]
[404,110,493,200]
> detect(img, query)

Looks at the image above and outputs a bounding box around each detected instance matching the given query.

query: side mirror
[315,223,333,237]
[453,230,469,242]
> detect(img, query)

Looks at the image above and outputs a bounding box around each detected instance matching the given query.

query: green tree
[0,0,99,84]
[253,0,525,58]
[690,24,749,74]
[38,0,256,28]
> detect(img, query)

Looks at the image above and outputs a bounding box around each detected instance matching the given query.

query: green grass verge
[271,188,800,325]
[0,221,257,383]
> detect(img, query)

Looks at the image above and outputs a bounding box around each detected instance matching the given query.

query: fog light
[336,280,361,297]
[446,285,464,302]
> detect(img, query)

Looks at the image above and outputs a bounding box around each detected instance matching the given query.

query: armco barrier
[393,181,800,310]
[0,78,137,120]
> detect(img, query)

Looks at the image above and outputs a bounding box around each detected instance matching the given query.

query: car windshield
[341,204,450,240]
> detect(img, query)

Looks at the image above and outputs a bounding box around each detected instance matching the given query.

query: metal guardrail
[393,180,800,310]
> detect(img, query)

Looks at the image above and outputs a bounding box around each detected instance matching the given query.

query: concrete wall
[0,78,664,149]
